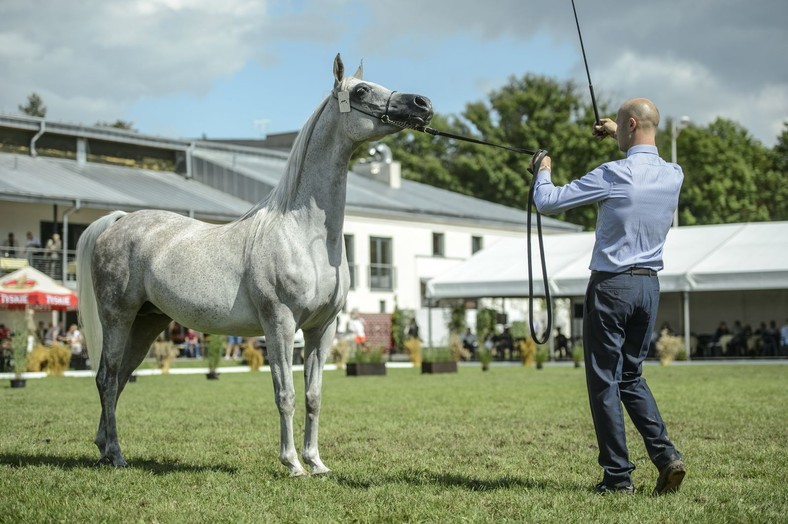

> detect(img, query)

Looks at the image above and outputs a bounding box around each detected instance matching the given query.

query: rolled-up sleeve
[533,166,612,215]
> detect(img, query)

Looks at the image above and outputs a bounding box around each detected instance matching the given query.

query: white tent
[428,222,788,298]
[427,222,788,356]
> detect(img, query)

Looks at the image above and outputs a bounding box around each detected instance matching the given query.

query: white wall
[342,213,526,316]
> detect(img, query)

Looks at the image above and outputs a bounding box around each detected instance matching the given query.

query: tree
[95,120,135,131]
[761,122,788,221]
[677,118,774,225]
[19,93,46,118]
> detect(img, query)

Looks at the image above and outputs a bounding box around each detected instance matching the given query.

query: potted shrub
[152,336,178,374]
[330,336,351,369]
[571,342,584,368]
[656,328,682,365]
[478,346,493,371]
[475,308,497,355]
[534,346,549,370]
[403,336,422,366]
[204,334,223,379]
[519,335,537,367]
[10,327,29,388]
[26,342,71,376]
[421,347,457,374]
[346,346,386,376]
[242,339,264,371]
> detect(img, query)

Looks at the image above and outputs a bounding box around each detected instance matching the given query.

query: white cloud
[0,0,785,144]
[0,0,269,123]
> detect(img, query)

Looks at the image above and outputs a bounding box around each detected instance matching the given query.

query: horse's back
[91,210,263,333]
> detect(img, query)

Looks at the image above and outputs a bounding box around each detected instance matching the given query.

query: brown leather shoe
[653,459,686,495]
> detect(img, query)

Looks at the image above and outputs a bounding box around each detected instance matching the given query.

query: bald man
[531,98,686,496]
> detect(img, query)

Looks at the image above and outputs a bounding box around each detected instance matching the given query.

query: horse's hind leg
[301,325,335,475]
[95,312,171,467]
[94,319,134,467]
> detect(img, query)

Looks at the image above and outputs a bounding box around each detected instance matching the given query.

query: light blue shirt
[533,145,683,272]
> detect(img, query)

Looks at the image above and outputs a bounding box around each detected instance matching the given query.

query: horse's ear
[353,59,363,80]
[333,53,344,89]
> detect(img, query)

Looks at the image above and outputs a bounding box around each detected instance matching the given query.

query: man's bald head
[614,98,660,151]
[620,98,660,129]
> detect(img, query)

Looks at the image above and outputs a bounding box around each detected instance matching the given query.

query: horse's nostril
[414,96,431,109]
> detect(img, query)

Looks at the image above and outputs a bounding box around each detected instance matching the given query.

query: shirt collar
[626,144,659,157]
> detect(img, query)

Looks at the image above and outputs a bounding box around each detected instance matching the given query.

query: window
[369,236,394,290]
[472,235,483,254]
[432,232,445,257]
[344,234,356,290]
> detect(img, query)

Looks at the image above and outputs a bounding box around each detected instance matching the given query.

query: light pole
[670,115,691,227]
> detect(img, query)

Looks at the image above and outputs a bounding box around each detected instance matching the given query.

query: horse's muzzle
[389,94,433,128]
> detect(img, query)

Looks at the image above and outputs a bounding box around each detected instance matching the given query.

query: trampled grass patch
[1,363,786,523]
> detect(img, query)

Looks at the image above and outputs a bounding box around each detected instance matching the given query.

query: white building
[0,114,580,345]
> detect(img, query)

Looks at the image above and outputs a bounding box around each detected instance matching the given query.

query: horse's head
[332,53,433,143]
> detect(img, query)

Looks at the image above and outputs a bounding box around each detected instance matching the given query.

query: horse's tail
[77,211,127,372]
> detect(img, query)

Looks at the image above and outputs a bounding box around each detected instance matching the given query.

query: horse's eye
[354,85,370,96]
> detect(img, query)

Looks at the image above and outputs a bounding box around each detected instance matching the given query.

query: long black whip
[571,0,601,125]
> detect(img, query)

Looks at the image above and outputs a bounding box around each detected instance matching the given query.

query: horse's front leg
[302,325,335,475]
[265,321,305,476]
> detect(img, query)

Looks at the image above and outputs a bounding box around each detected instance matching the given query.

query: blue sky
[1,0,786,145]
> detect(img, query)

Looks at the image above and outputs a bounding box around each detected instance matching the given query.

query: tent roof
[0,266,78,310]
[427,221,788,299]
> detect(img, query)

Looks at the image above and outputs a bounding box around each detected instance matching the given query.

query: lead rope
[414,126,553,344]
[526,150,552,345]
[337,88,553,343]
[418,125,553,344]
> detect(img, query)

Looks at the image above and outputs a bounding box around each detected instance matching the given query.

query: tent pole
[683,291,691,361]
[427,300,433,349]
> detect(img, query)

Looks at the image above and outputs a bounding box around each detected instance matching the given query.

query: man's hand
[529,152,552,174]
[593,118,617,139]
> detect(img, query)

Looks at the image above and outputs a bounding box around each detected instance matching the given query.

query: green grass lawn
[1,364,786,523]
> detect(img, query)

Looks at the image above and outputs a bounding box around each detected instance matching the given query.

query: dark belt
[592,267,657,277]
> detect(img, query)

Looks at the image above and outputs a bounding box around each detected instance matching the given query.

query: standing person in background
[4,232,17,258]
[24,231,41,267]
[349,309,367,350]
[225,335,242,360]
[407,318,420,341]
[45,233,62,279]
[532,98,685,496]
[183,328,201,358]
[781,319,788,355]
[65,324,83,356]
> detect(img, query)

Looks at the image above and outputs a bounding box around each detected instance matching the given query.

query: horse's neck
[294,117,354,241]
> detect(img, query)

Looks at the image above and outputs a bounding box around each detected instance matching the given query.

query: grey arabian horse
[77,54,432,476]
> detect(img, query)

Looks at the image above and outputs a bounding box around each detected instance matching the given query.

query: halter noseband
[333,89,418,129]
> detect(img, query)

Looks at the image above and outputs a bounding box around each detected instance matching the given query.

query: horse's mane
[234,86,342,229]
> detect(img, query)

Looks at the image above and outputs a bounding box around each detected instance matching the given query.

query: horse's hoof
[95,455,128,468]
[289,469,308,478]
[94,456,112,467]
[311,466,332,477]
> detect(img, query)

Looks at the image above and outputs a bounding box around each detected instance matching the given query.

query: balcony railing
[0,246,77,282]
[368,264,396,291]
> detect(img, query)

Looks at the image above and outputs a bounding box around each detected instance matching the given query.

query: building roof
[0,152,250,220]
[0,113,580,231]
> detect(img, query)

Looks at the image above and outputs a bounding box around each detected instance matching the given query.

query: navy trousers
[583,271,681,487]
